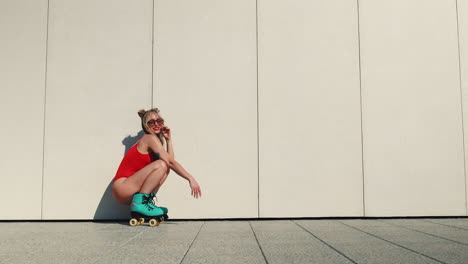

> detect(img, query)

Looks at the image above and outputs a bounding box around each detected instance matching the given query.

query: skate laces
[141,194,155,211]
[148,193,159,207]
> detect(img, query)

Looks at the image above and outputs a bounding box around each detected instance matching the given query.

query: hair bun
[137,109,146,118]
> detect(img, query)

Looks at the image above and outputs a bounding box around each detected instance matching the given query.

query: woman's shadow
[93,130,145,220]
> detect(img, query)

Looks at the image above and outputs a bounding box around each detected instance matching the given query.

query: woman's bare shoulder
[139,134,164,154]
[140,134,154,142]
[140,134,160,144]
[137,134,155,154]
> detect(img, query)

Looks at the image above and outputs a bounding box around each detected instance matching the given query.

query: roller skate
[129,193,165,227]
[149,193,169,222]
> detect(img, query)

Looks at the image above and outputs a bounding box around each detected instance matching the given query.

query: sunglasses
[146,118,164,126]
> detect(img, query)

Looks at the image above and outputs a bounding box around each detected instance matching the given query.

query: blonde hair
[138,108,165,146]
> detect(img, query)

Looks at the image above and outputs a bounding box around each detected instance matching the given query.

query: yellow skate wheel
[129,218,138,226]
[149,219,159,227]
[138,218,145,225]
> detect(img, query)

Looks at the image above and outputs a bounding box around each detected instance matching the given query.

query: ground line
[421,219,468,231]
[293,221,358,264]
[339,221,447,264]
[249,221,269,264]
[179,221,205,264]
[378,220,468,246]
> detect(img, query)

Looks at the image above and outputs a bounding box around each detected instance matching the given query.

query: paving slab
[181,221,266,264]
[380,219,468,245]
[0,221,202,264]
[341,219,468,264]
[422,218,468,231]
[1,219,467,264]
[250,220,354,264]
[295,220,438,264]
[97,221,203,264]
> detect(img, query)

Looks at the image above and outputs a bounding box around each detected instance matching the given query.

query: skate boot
[149,193,169,221]
[129,193,165,227]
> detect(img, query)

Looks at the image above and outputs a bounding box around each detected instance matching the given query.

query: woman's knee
[151,159,169,173]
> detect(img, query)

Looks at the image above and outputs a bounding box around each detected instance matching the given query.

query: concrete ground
[0,218,467,264]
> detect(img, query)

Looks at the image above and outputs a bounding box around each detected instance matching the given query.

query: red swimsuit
[114,144,152,182]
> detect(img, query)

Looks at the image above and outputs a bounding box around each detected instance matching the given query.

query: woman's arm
[162,126,174,159]
[143,134,201,198]
[166,138,174,159]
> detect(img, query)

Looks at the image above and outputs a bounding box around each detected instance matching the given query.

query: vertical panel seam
[356,0,366,217]
[455,0,468,216]
[256,0,260,219]
[41,0,51,220]
[151,0,155,107]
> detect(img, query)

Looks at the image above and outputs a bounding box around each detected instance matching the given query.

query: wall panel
[258,0,363,217]
[42,0,153,219]
[360,0,466,216]
[457,0,468,216]
[153,0,258,218]
[0,0,48,219]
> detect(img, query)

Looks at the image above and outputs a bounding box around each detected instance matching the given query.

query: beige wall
[257,0,363,217]
[0,0,48,219]
[153,0,258,218]
[360,0,466,216]
[42,0,153,219]
[1,0,467,219]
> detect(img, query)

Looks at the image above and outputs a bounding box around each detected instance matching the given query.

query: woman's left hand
[189,179,202,199]
[162,126,171,140]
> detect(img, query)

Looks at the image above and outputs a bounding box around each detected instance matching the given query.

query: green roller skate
[129,193,165,227]
[149,193,169,221]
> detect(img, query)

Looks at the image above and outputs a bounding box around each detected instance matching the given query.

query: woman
[112,108,202,220]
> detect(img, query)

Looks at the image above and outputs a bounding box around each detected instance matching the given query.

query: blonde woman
[112,108,201,223]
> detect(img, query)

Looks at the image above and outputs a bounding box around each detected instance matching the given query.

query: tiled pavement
[0,218,467,264]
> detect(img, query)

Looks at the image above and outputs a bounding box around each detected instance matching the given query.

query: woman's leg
[139,160,168,194]
[152,170,170,194]
[112,160,169,205]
